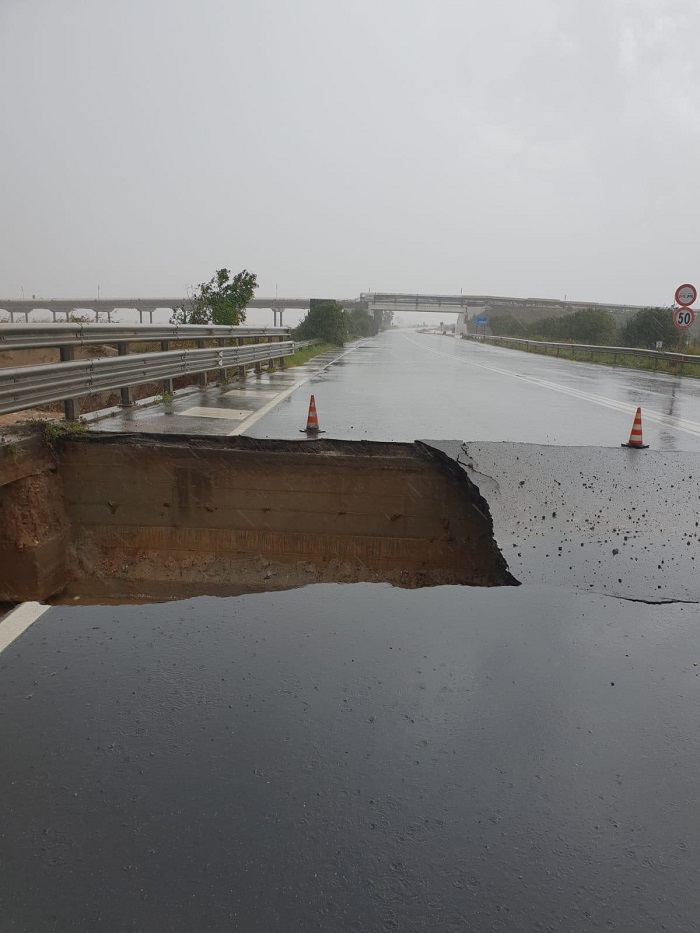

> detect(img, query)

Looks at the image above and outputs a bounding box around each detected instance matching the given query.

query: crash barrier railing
[0,323,311,419]
[0,322,289,352]
[464,334,700,371]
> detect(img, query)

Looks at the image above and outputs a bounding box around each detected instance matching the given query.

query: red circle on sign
[673,307,695,330]
[675,283,697,307]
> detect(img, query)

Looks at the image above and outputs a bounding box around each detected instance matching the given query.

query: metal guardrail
[0,323,304,419]
[0,322,289,352]
[0,341,296,417]
[465,334,700,370]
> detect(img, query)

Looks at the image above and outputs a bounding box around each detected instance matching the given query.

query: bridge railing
[464,334,700,371]
[0,323,298,420]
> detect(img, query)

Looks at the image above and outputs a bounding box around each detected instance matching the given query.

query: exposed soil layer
[0,433,516,603]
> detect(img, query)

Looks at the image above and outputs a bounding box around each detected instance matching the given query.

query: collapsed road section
[0,433,516,603]
[426,440,700,603]
[4,430,696,605]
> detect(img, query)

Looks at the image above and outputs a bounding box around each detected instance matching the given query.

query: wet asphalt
[250,331,700,451]
[91,347,351,437]
[2,586,700,932]
[1,330,700,931]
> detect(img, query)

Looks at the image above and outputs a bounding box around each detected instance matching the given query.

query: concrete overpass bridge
[360,293,659,328]
[0,298,321,326]
[0,292,665,328]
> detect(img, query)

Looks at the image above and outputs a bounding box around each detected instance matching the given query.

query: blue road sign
[474,316,488,325]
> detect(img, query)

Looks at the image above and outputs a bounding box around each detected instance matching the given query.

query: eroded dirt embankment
[0,434,516,603]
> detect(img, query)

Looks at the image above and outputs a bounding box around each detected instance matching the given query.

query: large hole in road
[0,433,518,604]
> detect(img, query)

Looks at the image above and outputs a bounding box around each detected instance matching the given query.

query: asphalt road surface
[1,330,699,931]
[2,587,700,932]
[250,331,700,451]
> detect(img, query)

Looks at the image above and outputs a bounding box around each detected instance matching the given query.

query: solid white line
[0,602,50,655]
[402,334,700,439]
[227,344,362,436]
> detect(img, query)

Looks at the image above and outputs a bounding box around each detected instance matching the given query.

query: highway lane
[2,330,700,930]
[2,587,700,932]
[249,330,700,451]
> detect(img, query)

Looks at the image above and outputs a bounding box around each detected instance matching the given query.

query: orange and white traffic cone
[621,407,648,449]
[301,395,325,435]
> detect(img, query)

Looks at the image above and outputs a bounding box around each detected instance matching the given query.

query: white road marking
[180,406,250,420]
[403,334,700,439]
[0,602,50,655]
[227,344,361,436]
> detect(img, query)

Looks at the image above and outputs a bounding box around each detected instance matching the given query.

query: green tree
[488,314,524,336]
[294,300,348,346]
[171,268,258,326]
[346,307,376,338]
[620,307,678,349]
[494,308,617,344]
[562,308,617,345]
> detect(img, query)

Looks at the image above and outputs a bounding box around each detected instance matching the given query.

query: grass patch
[286,342,335,367]
[481,339,700,378]
[9,417,88,449]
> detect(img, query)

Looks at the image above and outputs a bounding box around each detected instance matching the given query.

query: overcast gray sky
[1,0,699,307]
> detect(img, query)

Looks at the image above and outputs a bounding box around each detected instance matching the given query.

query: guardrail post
[279,334,287,369]
[218,338,229,383]
[267,334,276,372]
[59,345,80,420]
[161,340,174,395]
[255,337,263,375]
[197,339,208,387]
[237,337,246,380]
[117,342,134,406]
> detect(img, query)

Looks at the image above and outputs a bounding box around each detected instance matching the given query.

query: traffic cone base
[621,407,648,449]
[301,394,325,435]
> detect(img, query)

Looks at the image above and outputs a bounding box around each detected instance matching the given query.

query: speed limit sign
[673,307,695,330]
